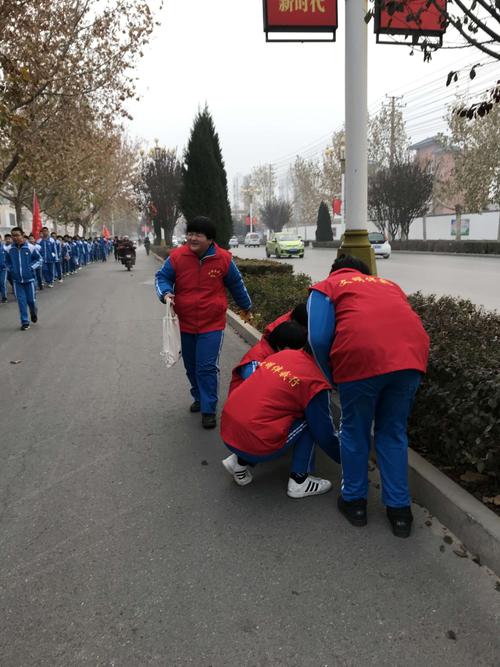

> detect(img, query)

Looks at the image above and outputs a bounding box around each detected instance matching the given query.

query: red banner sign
[264,0,338,32]
[375,0,447,36]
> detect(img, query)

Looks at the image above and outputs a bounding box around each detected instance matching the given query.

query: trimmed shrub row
[235,270,499,482]
[391,239,500,254]
[233,257,293,276]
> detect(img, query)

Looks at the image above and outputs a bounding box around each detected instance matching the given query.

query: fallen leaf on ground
[460,471,488,483]
[443,535,453,545]
[453,549,468,558]
[483,495,500,506]
[9,360,22,364]
[446,630,457,640]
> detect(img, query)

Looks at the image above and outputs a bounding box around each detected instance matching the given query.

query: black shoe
[201,413,217,429]
[190,400,201,413]
[1,297,7,303]
[20,323,30,331]
[386,506,413,538]
[30,310,38,323]
[337,496,367,527]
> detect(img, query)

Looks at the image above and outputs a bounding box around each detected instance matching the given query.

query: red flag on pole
[332,198,342,216]
[102,225,111,239]
[31,192,43,239]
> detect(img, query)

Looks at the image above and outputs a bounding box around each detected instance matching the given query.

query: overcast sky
[128,0,500,185]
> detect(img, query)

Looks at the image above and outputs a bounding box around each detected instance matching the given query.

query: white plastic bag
[160,299,182,368]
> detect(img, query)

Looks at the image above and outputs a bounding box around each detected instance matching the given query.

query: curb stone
[226,308,500,576]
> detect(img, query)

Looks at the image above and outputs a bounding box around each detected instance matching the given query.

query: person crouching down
[220,322,340,498]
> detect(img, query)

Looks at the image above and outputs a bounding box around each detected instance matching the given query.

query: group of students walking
[155,216,430,539]
[0,226,113,330]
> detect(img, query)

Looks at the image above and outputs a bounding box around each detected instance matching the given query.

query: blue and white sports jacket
[4,241,43,283]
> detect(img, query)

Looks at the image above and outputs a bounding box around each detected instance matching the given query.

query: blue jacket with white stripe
[4,241,42,283]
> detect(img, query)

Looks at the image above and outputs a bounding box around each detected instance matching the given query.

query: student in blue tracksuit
[28,234,44,291]
[38,226,57,287]
[51,232,63,282]
[4,227,42,330]
[0,234,8,303]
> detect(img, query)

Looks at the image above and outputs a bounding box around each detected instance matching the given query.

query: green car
[266,232,304,258]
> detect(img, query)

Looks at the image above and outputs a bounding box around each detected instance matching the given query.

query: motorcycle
[122,252,135,271]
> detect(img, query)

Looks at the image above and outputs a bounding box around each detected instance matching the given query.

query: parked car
[266,232,304,258]
[244,232,261,247]
[368,232,391,258]
[229,236,239,248]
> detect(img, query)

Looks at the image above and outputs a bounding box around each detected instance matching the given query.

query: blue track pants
[0,268,7,299]
[54,261,62,280]
[226,419,339,474]
[180,330,224,414]
[338,369,421,508]
[43,262,54,285]
[13,281,37,326]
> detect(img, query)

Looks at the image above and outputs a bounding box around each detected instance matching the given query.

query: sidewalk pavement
[0,248,498,666]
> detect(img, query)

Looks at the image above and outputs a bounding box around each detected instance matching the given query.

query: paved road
[0,250,499,666]
[234,246,500,311]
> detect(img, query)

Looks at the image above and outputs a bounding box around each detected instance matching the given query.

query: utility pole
[387,95,404,169]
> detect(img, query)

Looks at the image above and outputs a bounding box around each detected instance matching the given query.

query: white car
[244,232,261,247]
[229,236,239,248]
[368,232,391,259]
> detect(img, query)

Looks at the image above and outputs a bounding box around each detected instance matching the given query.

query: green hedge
[237,272,499,482]
[391,239,500,254]
[407,293,499,480]
[231,272,311,331]
[234,258,293,276]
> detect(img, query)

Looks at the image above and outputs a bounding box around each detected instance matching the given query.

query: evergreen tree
[315,201,333,241]
[180,106,232,248]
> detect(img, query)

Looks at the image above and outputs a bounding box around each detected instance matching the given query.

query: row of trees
[240,95,500,241]
[0,0,157,235]
[136,106,234,247]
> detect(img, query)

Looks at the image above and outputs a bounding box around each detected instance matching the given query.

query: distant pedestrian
[4,227,42,330]
[144,236,151,256]
[0,234,7,303]
[155,216,252,429]
[38,227,57,287]
[308,255,430,538]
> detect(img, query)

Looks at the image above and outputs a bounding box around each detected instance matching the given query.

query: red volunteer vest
[169,243,232,334]
[228,337,275,395]
[312,269,429,383]
[221,349,331,456]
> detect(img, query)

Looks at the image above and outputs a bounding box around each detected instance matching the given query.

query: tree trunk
[15,199,23,226]
[497,209,500,242]
[422,214,427,241]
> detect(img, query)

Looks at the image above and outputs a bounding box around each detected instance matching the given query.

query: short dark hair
[42,226,49,231]
[267,321,307,352]
[290,303,308,328]
[330,254,371,276]
[5,233,12,239]
[186,216,216,240]
[11,226,23,235]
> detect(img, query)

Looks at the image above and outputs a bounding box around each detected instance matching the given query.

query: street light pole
[341,0,376,274]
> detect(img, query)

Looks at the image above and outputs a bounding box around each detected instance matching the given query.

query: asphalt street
[0,249,499,666]
[234,246,500,312]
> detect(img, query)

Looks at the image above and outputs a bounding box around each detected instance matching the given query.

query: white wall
[366,210,499,241]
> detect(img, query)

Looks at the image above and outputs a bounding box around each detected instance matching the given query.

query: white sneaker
[287,475,332,499]
[222,454,253,486]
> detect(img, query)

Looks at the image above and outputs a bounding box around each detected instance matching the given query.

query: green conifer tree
[180,106,232,248]
[315,201,333,242]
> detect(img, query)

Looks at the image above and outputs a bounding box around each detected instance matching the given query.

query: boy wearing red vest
[308,255,429,537]
[155,217,252,429]
[229,303,307,395]
[221,324,340,498]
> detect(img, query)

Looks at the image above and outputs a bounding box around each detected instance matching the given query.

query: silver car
[368,232,391,259]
